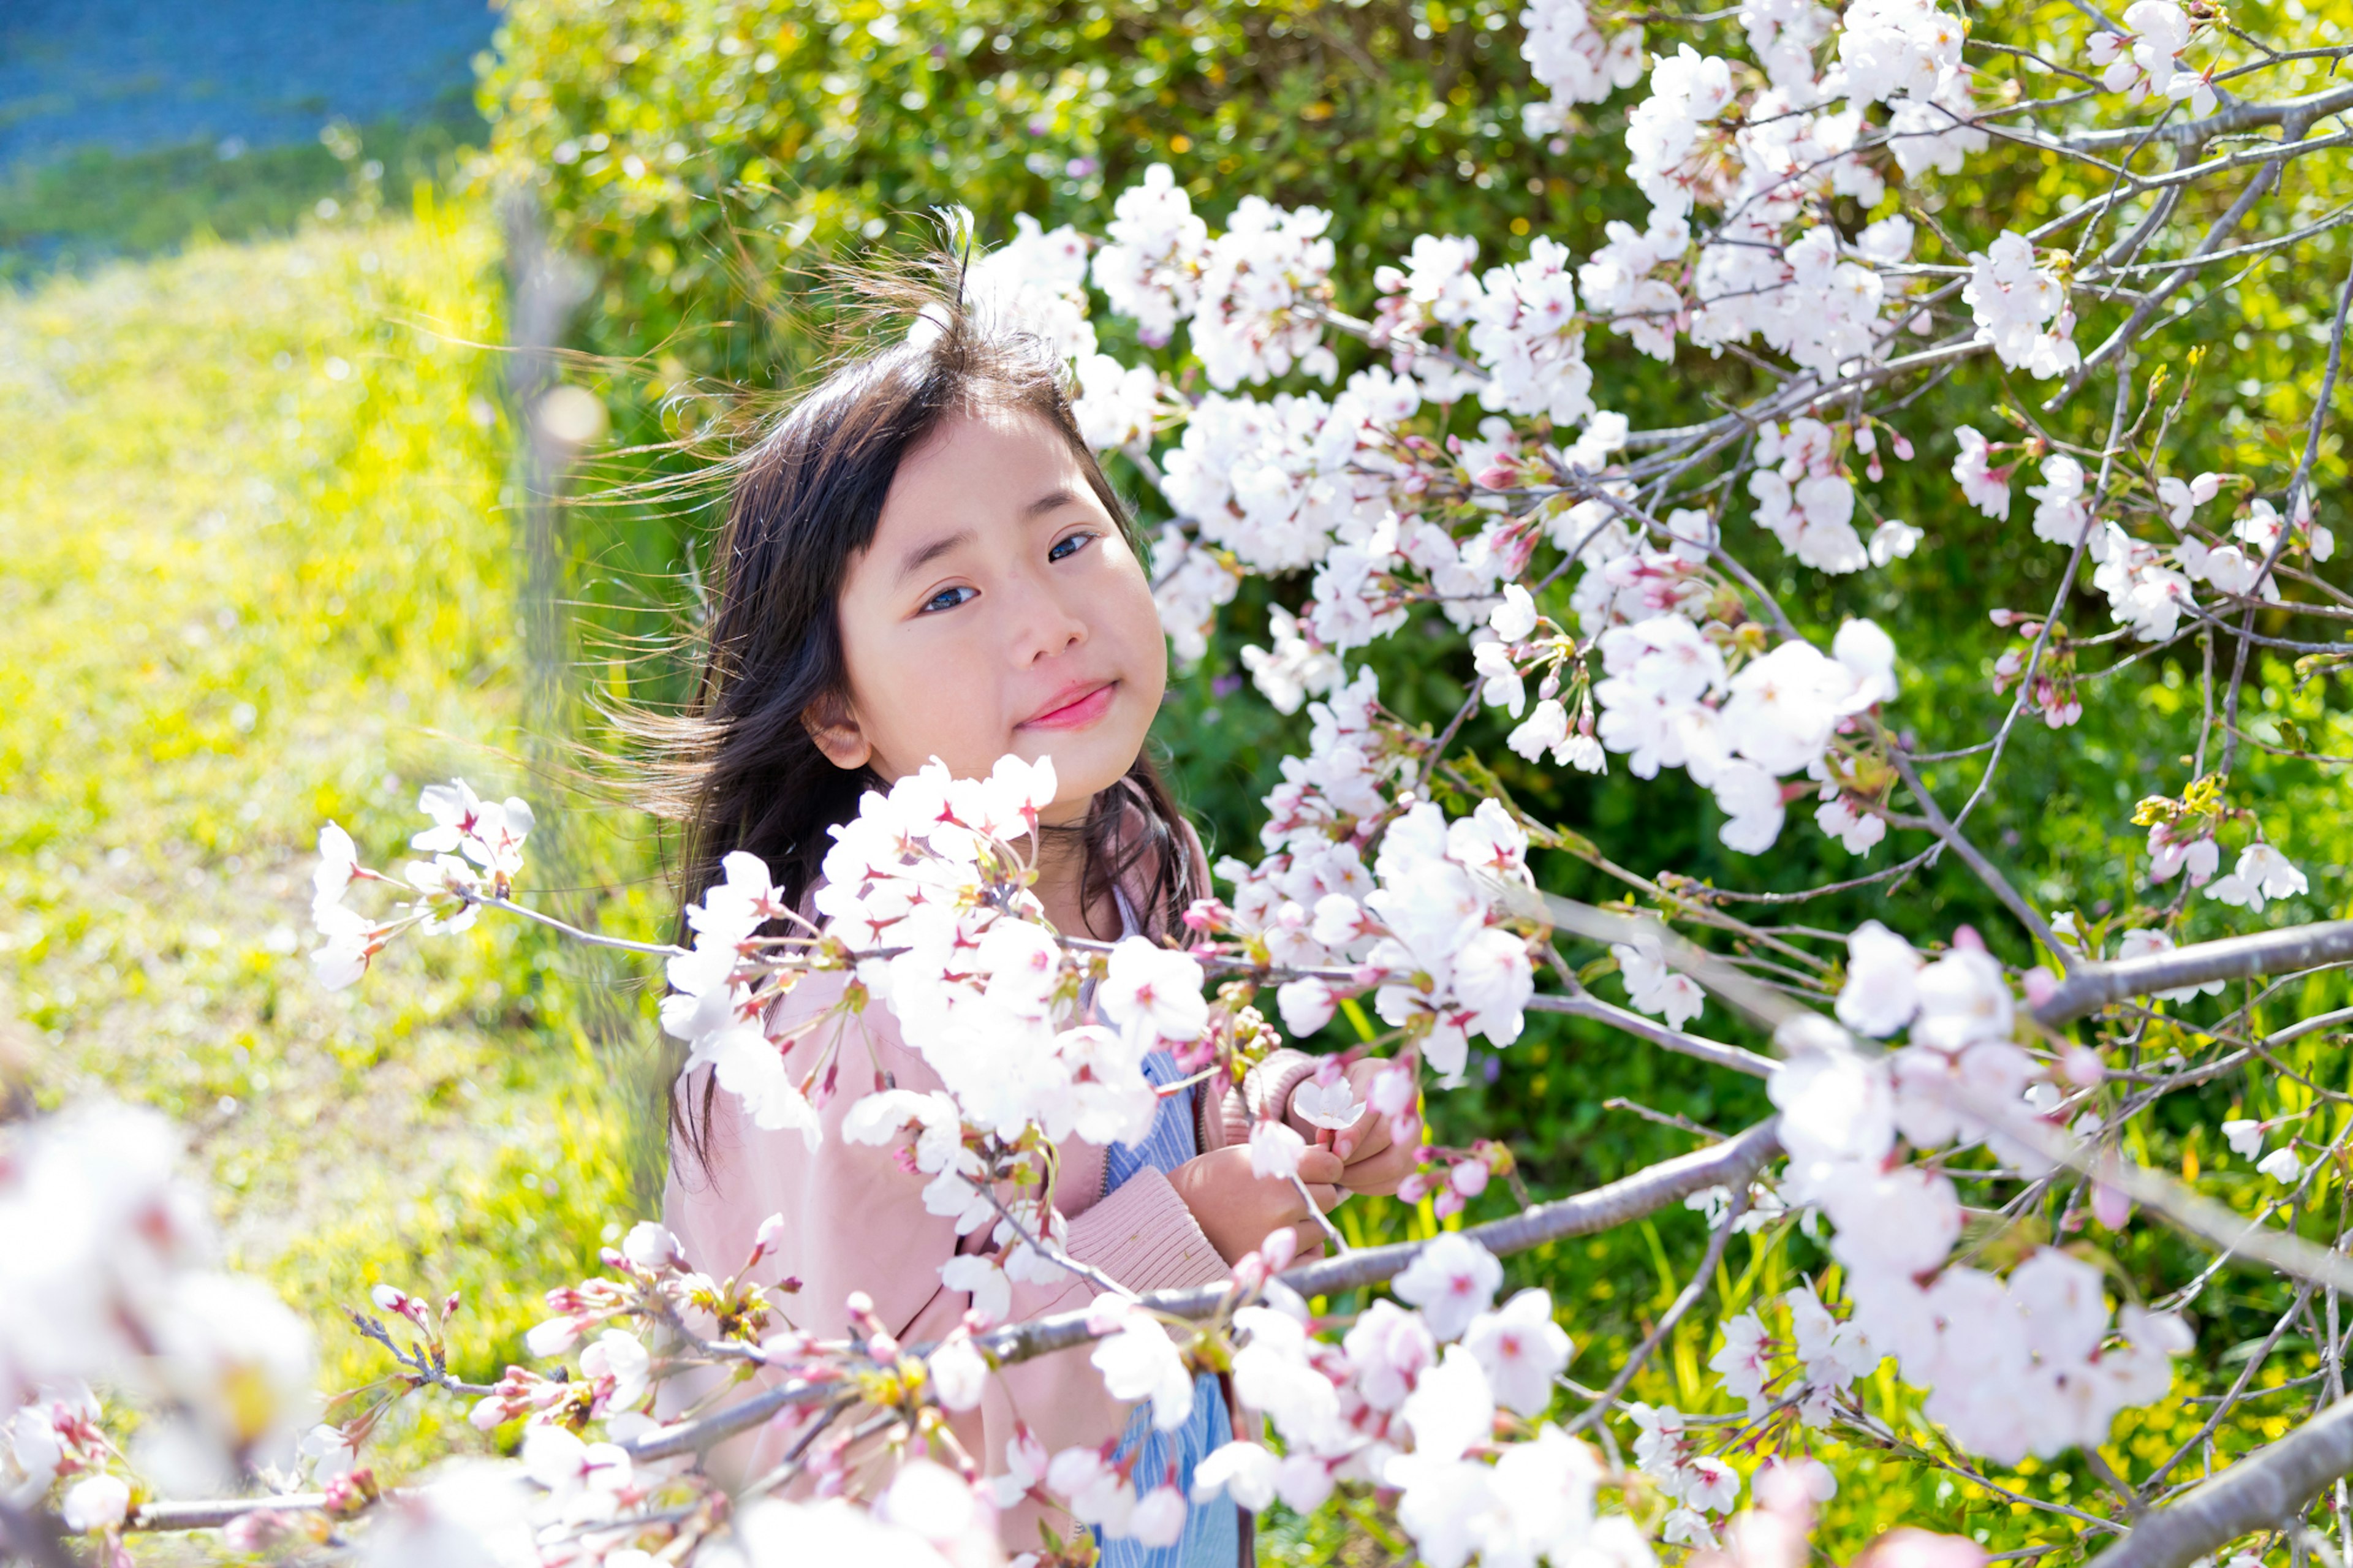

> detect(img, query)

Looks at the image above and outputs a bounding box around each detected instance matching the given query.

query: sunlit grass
[0,193,643,1474]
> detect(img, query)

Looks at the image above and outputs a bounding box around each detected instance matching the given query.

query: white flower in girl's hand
[1292,1077,1363,1133]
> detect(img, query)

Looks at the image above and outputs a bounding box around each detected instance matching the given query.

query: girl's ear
[801,692,873,773]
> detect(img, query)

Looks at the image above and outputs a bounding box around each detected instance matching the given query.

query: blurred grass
[0,187,649,1475]
[0,91,485,284]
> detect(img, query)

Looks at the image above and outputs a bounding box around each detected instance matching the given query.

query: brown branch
[2032,923,2353,1026]
[1526,990,1778,1078]
[2085,1391,2353,1568]
[621,1118,1786,1463]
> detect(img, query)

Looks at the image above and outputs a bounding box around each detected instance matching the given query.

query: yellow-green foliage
[0,195,638,1472]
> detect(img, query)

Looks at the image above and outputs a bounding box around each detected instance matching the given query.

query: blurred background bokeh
[6,1,2348,1558]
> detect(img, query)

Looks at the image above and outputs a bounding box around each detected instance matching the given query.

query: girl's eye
[920,585,977,615]
[1048,531,1097,564]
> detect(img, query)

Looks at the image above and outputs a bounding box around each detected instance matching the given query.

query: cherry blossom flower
[1466,1289,1574,1415]
[953,216,1099,368]
[2207,843,2308,912]
[1616,937,1707,1029]
[1963,233,2078,379]
[411,778,534,881]
[1130,1485,1188,1547]
[1292,1075,1363,1132]
[1909,947,2014,1052]
[1191,1439,1281,1510]
[1250,1119,1308,1180]
[2026,453,2091,547]
[1951,426,2013,520]
[61,1472,129,1533]
[2147,820,2219,887]
[1091,1300,1197,1432]
[1836,921,1923,1036]
[1096,937,1210,1046]
[1520,0,1645,115]
[1393,1233,1505,1341]
[2115,927,2225,1001]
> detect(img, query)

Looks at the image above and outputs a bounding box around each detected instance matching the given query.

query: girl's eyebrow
[895,528,974,583]
[1022,486,1080,518]
[894,490,1080,581]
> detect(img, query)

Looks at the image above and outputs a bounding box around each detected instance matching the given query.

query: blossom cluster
[1764,925,2194,1464]
[309,778,536,988]
[2,1103,318,1545]
[1582,613,1899,855]
[1184,1230,1629,1568]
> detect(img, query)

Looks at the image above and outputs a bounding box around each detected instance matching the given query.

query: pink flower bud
[1260,1228,1300,1272]
[754,1213,788,1257]
[1390,1112,1420,1147]
[2021,966,2060,1008]
[1952,925,1986,953]
[2093,1182,2131,1230]
[2059,1046,2104,1086]
[1433,1186,1466,1219]
[370,1284,409,1315]
[225,1511,295,1553]
[1891,433,1915,460]
[1450,1162,1490,1198]
[1181,898,1229,933]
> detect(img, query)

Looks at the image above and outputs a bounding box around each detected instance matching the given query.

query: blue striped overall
[1097,1047,1240,1567]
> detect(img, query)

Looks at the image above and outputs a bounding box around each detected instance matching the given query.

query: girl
[653,267,1411,1562]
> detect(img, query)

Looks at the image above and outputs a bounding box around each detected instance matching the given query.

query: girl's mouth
[1020,680,1118,731]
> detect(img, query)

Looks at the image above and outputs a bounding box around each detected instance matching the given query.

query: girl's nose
[1008,577,1088,665]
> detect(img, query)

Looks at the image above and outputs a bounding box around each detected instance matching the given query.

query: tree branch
[2085,1390,2353,1568]
[1526,990,1778,1078]
[2031,923,2353,1025]
[620,1118,1786,1463]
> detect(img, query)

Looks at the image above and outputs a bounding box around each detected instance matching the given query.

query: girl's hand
[1319,1058,1417,1199]
[1169,1146,1346,1265]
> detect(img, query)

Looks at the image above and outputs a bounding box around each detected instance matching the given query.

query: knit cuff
[1063,1165,1233,1288]
[1206,1047,1321,1149]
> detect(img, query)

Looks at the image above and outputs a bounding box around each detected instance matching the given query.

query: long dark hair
[637,254,1198,1170]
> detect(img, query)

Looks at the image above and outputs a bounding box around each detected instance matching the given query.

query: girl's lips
[1020,681,1118,731]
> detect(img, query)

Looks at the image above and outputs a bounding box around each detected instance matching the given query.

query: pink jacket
[660,931,1318,1547]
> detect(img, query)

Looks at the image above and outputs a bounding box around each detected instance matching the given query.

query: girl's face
[814,404,1168,822]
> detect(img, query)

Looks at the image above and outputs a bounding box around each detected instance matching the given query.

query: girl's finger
[1303,1182,1345,1211]
[1295,1149,1346,1186]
